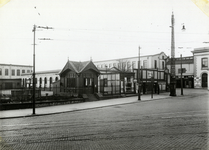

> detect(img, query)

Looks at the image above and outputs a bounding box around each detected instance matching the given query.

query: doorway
[202,73,208,87]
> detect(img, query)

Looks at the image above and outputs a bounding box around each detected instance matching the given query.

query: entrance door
[83,78,94,94]
[202,73,208,87]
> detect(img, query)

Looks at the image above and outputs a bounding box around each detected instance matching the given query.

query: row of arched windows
[22,76,59,88]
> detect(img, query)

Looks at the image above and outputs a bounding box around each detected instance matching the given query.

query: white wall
[193,49,209,89]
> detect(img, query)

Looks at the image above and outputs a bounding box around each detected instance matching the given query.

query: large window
[5,69,9,76]
[127,61,131,71]
[44,77,47,84]
[17,69,20,76]
[22,70,25,73]
[132,61,136,69]
[12,69,15,76]
[202,58,208,69]
[143,60,147,68]
[162,61,165,69]
[84,78,92,87]
[154,60,157,69]
[109,63,112,68]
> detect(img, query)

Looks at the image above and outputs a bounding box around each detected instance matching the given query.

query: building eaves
[0,64,32,67]
[93,52,167,63]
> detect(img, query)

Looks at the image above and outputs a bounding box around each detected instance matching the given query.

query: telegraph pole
[32,25,36,115]
[170,12,176,96]
[32,25,53,115]
[180,54,183,95]
[138,46,141,100]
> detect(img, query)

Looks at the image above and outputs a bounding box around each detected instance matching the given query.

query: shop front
[134,68,168,94]
[176,75,194,88]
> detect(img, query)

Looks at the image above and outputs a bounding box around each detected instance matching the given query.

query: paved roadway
[0,89,208,150]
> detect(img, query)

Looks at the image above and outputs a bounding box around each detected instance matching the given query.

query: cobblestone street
[0,89,209,150]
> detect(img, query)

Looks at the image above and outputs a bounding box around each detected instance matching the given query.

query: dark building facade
[58,60,100,96]
[167,56,194,88]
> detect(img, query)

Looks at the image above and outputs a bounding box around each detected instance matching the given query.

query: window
[0,69,2,75]
[17,69,20,76]
[84,78,89,87]
[109,63,112,68]
[162,61,165,69]
[202,58,208,69]
[27,70,30,73]
[127,61,131,71]
[22,70,25,73]
[143,60,147,68]
[132,61,136,69]
[12,69,15,76]
[5,69,9,76]
[40,78,42,84]
[103,78,108,87]
[154,60,157,69]
[44,77,47,84]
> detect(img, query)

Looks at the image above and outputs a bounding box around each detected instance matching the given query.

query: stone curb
[0,95,172,120]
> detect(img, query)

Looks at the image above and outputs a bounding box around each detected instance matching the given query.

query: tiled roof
[60,60,100,75]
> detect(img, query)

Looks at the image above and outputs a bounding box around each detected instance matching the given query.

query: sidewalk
[0,93,171,119]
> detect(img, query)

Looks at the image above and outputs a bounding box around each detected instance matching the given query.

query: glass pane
[143,70,146,79]
[116,74,120,80]
[108,81,112,86]
[161,72,164,79]
[154,71,157,79]
[115,81,120,86]
[112,74,116,80]
[108,74,111,80]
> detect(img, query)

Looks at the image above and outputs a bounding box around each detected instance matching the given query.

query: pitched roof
[191,47,209,54]
[60,60,100,75]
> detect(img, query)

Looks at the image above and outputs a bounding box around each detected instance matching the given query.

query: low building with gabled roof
[57,60,100,96]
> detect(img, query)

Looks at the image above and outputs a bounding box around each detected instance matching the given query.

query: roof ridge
[69,61,79,73]
[79,61,90,73]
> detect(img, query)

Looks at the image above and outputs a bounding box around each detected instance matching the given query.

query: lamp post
[138,46,141,100]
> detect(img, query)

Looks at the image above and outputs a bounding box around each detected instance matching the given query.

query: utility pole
[32,25,36,115]
[138,46,141,100]
[180,54,183,95]
[32,25,53,115]
[170,12,176,96]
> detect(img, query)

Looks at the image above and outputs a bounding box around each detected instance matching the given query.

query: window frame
[201,57,208,70]
[17,69,20,76]
[5,69,9,76]
[12,69,15,76]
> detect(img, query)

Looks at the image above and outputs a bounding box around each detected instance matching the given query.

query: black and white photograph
[0,0,209,149]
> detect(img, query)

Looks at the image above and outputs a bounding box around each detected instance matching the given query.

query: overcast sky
[0,0,209,71]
